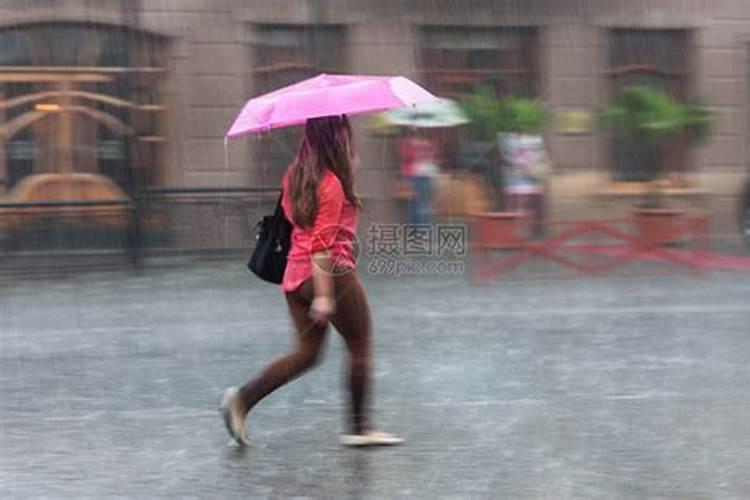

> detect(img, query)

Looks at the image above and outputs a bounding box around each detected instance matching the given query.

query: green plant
[497,96,548,134]
[459,87,503,142]
[460,88,547,141]
[602,87,708,142]
[601,86,710,205]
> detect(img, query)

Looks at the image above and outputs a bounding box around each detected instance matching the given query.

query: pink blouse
[280,168,359,292]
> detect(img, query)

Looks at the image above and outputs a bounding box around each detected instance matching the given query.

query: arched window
[418,26,539,169]
[250,24,347,184]
[608,29,690,182]
[419,26,539,100]
[0,23,165,192]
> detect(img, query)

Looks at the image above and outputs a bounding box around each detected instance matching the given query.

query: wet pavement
[1,264,750,498]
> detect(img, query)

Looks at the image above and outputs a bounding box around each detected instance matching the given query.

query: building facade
[0,0,748,249]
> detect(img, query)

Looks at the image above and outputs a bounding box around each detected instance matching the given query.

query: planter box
[634,208,683,246]
[471,211,527,250]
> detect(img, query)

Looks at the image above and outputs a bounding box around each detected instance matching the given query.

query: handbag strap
[273,190,284,218]
[270,189,290,235]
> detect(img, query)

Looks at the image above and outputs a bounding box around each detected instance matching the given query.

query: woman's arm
[310,251,335,325]
[308,174,344,325]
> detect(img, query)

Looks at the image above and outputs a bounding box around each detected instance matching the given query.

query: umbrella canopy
[225,73,438,139]
[382,99,469,128]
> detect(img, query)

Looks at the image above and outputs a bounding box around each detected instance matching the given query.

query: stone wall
[1,0,748,244]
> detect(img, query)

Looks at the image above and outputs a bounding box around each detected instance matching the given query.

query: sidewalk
[1,266,750,497]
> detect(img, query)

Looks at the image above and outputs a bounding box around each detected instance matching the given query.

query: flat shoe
[219,387,249,446]
[340,430,403,447]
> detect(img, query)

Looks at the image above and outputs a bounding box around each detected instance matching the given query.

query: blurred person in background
[399,129,439,224]
[220,116,402,447]
[499,133,550,238]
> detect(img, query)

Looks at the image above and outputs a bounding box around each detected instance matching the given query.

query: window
[0,23,165,192]
[0,24,161,68]
[608,29,690,182]
[418,26,538,169]
[251,25,346,183]
[419,26,538,99]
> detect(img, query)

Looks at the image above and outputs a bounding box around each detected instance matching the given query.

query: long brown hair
[287,115,361,227]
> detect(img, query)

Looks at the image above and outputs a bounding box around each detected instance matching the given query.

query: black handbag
[248,192,292,284]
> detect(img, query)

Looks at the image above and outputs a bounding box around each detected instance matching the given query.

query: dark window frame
[607,28,692,182]
[417,25,539,170]
[418,25,539,100]
[250,24,347,184]
[0,22,166,191]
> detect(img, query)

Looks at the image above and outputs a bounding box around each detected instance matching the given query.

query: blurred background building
[0,0,749,262]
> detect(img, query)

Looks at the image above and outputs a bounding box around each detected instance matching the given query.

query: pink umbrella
[225,73,438,139]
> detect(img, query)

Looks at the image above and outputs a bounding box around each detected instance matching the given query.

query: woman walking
[220,115,402,447]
